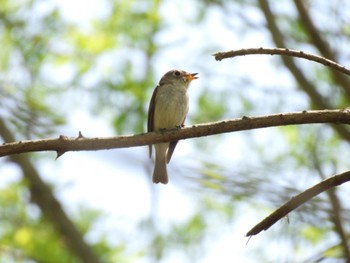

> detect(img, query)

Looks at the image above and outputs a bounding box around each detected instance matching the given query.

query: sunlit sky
[1,0,312,262]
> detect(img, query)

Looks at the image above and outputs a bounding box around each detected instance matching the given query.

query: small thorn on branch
[55,151,65,159]
[245,236,252,246]
[77,131,84,139]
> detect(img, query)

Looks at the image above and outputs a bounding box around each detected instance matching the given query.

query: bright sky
[1,0,307,262]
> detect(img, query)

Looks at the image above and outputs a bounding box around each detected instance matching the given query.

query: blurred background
[0,0,350,262]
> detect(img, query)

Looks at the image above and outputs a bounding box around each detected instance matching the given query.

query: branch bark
[1,110,350,157]
[246,170,350,237]
[213,48,350,77]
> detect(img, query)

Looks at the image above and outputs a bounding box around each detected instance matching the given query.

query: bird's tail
[153,144,168,184]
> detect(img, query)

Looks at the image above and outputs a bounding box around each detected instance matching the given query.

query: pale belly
[153,89,189,130]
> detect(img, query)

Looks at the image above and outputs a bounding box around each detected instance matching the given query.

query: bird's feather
[147,84,160,158]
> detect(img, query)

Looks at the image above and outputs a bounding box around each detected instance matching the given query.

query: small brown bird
[147,69,198,184]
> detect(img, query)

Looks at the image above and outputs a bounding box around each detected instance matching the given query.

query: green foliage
[0,0,166,261]
[193,90,227,123]
[0,182,78,262]
[0,181,131,262]
[145,196,235,262]
[300,225,329,245]
[1,0,350,262]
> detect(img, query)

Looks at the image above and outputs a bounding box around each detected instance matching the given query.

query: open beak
[183,73,198,81]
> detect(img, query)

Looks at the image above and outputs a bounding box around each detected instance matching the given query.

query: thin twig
[1,109,350,157]
[246,170,350,236]
[213,48,350,77]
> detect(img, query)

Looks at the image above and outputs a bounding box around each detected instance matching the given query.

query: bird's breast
[153,85,189,130]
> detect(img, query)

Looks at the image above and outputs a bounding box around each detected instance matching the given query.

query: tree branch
[255,0,350,143]
[1,109,350,157]
[246,170,350,237]
[293,0,350,97]
[213,48,350,77]
[312,156,350,261]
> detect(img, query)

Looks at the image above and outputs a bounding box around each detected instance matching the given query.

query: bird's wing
[167,141,178,163]
[147,84,159,158]
[166,111,187,163]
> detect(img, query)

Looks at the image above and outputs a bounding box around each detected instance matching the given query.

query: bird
[147,69,198,184]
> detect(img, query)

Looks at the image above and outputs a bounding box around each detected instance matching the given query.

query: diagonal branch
[213,48,350,77]
[312,156,350,261]
[257,0,329,108]
[257,0,350,143]
[246,170,350,237]
[293,0,350,97]
[0,118,101,263]
[1,109,350,157]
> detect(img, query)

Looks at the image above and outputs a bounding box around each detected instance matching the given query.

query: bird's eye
[174,70,181,76]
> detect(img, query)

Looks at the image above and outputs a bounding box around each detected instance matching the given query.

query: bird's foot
[159,128,167,134]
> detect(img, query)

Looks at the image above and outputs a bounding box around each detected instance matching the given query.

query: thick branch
[213,48,350,77]
[246,170,350,237]
[1,109,350,157]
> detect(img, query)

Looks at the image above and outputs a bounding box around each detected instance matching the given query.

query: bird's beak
[183,73,198,81]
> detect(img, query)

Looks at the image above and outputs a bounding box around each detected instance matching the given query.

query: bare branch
[246,170,350,237]
[312,155,350,260]
[213,48,350,77]
[1,109,350,157]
